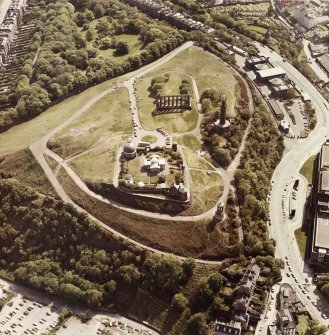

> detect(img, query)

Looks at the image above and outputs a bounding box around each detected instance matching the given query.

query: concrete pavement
[257,42,329,326]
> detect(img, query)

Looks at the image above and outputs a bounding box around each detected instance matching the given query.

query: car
[286,273,290,277]
[271,288,275,293]
[322,313,328,319]
[312,301,317,306]
[307,295,311,300]
[23,311,29,316]
[302,289,306,294]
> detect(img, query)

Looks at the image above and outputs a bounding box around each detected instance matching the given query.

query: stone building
[122,143,137,160]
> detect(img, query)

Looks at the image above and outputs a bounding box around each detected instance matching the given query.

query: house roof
[257,67,286,78]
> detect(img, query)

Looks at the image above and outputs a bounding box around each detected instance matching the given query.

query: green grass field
[183,148,215,171]
[296,314,310,335]
[295,225,309,259]
[69,135,128,183]
[183,170,223,216]
[139,47,237,117]
[136,72,198,133]
[0,77,122,156]
[141,135,158,143]
[52,87,132,158]
[176,134,201,151]
[300,155,316,184]
[248,25,267,35]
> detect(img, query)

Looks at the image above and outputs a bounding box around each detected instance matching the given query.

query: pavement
[256,41,329,328]
[0,279,159,335]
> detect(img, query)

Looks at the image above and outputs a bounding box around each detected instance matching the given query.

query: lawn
[136,72,198,133]
[52,87,132,158]
[183,148,215,171]
[295,225,309,260]
[299,155,316,184]
[296,314,310,335]
[176,134,201,152]
[181,170,223,216]
[138,47,237,118]
[98,34,142,61]
[127,155,150,184]
[81,17,143,63]
[248,25,267,35]
[0,77,122,156]
[69,135,128,184]
[141,135,158,143]
[0,149,57,197]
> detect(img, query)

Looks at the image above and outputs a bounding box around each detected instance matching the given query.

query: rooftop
[257,67,286,78]
[321,170,329,192]
[320,142,329,169]
[315,211,329,249]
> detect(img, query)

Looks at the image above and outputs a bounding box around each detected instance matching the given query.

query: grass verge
[295,224,309,260]
[177,134,201,151]
[183,148,215,171]
[299,155,316,184]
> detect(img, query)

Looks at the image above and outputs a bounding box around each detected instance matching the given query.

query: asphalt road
[257,42,329,327]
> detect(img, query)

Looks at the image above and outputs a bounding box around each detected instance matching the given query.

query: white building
[293,6,329,29]
[143,155,166,173]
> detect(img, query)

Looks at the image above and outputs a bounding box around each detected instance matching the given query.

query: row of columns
[156,95,191,110]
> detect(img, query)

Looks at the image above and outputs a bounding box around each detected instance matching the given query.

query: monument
[156,95,191,111]
[214,96,230,133]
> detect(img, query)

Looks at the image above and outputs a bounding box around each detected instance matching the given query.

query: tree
[172,293,188,312]
[214,148,232,168]
[267,4,275,16]
[85,29,94,42]
[93,4,104,18]
[115,41,129,56]
[306,320,327,335]
[186,313,208,335]
[201,98,212,113]
[207,273,223,292]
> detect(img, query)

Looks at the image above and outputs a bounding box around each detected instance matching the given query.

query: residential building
[214,321,241,335]
[309,140,329,267]
[317,53,329,75]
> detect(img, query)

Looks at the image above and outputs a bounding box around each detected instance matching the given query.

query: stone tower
[220,95,227,126]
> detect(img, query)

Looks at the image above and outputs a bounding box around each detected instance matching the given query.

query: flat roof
[317,53,329,73]
[315,212,329,249]
[257,67,286,78]
[321,170,329,192]
[255,63,269,70]
[320,143,329,168]
[268,99,285,119]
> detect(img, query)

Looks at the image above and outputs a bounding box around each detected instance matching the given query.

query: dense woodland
[0,171,283,334]
[0,0,186,130]
[235,89,284,256]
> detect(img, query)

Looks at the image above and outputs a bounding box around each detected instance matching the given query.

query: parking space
[57,317,100,335]
[0,294,58,335]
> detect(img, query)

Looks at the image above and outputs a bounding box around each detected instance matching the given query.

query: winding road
[255,42,329,329]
